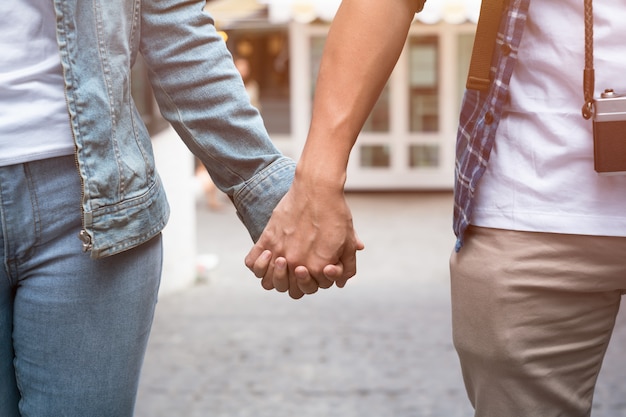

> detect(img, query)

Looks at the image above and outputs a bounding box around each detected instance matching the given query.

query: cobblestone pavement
[135,192,626,417]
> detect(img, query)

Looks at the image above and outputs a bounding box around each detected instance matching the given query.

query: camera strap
[466,0,506,91]
[582,0,595,119]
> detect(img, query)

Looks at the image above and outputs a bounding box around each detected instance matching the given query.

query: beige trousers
[450,226,626,417]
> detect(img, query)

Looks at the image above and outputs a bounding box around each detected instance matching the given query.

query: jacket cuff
[232,157,296,242]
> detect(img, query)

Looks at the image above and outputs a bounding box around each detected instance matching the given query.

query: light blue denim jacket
[52,0,295,259]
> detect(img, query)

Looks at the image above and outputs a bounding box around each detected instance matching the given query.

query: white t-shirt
[471,0,626,237]
[0,0,75,166]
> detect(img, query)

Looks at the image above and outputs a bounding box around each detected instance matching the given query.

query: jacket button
[501,43,512,56]
[484,111,494,125]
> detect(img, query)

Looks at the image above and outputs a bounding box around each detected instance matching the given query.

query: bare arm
[246,0,422,298]
[299,0,421,186]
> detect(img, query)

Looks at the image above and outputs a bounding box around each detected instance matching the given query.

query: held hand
[245,178,364,299]
[247,253,349,299]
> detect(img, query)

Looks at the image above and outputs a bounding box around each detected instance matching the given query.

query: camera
[593,89,626,175]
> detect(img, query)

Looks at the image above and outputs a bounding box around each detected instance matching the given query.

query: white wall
[152,127,197,295]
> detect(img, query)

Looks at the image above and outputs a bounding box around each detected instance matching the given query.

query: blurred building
[135,0,480,190]
[208,0,479,190]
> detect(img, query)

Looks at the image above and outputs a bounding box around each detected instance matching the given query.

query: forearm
[297,0,420,189]
[245,0,421,295]
[140,1,284,193]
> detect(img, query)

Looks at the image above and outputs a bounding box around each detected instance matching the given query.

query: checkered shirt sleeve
[453,0,531,251]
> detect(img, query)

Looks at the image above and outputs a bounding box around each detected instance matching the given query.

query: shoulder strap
[466,0,506,91]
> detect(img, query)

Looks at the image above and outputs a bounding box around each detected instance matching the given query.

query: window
[361,145,391,168]
[408,36,439,133]
[408,144,439,168]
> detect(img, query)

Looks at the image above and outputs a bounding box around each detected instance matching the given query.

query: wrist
[294,158,347,194]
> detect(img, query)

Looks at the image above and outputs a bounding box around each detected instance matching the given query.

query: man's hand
[245,178,364,299]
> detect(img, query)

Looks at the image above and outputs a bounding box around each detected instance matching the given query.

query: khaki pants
[450,226,626,417]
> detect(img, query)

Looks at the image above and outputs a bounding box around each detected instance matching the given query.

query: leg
[14,235,162,417]
[450,226,626,417]
[5,156,162,416]
[0,163,26,416]
[0,227,20,416]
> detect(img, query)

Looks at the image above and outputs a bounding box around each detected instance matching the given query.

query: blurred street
[135,192,626,417]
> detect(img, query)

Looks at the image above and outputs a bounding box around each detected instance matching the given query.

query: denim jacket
[52,0,295,259]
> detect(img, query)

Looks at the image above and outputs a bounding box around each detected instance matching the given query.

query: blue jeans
[0,156,162,416]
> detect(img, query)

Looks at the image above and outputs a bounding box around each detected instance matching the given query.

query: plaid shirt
[453,0,531,251]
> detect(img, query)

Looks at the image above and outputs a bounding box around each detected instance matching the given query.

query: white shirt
[0,0,75,166]
[471,0,626,237]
